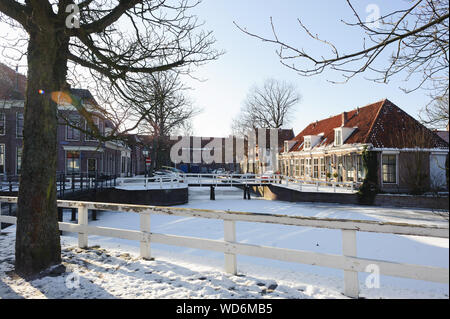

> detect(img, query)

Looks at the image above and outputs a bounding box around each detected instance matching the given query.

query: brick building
[0,63,131,179]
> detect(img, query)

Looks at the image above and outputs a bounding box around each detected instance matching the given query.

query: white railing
[117,173,360,192]
[117,176,185,190]
[1,196,447,298]
[277,175,361,193]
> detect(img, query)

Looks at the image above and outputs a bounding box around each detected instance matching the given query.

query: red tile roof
[288,99,448,152]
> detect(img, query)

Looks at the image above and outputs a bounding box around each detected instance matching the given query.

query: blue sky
[1,1,438,137]
[183,0,436,137]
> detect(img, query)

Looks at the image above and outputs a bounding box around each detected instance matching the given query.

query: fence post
[140,214,152,260]
[224,220,237,275]
[342,229,359,298]
[210,185,215,200]
[78,205,88,249]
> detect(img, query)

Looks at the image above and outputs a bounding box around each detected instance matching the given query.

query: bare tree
[0,0,220,277]
[232,78,300,136]
[420,94,449,129]
[134,71,200,168]
[135,72,199,137]
[234,0,449,105]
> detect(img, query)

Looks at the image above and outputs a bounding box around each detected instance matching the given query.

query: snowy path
[0,187,448,299]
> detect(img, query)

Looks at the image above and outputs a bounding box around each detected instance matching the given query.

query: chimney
[341,112,348,127]
[15,65,19,91]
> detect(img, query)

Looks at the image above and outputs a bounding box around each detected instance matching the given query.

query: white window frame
[313,158,319,179]
[320,157,326,179]
[304,137,311,150]
[334,128,342,147]
[381,151,399,185]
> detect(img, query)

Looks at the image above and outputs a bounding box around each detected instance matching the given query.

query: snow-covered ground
[0,187,448,299]
[274,182,357,193]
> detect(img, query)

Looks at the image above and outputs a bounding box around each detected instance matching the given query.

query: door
[87,158,97,177]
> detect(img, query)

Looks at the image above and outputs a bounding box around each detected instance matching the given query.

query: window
[289,159,294,176]
[16,113,24,138]
[66,115,81,141]
[334,129,342,146]
[295,159,299,176]
[345,155,354,181]
[0,144,4,174]
[382,154,397,184]
[17,147,22,175]
[304,137,311,150]
[0,113,5,135]
[85,116,101,141]
[300,158,305,176]
[313,158,319,178]
[305,158,311,177]
[320,158,326,178]
[66,151,81,174]
[284,141,289,153]
[357,156,365,182]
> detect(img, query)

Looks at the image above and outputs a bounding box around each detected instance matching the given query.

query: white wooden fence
[0,196,448,298]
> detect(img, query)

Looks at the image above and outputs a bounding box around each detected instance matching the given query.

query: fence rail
[116,173,361,192]
[0,196,447,298]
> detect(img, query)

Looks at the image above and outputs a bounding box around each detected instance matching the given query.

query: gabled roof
[288,99,448,152]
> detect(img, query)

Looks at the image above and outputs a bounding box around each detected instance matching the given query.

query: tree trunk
[15,26,68,277]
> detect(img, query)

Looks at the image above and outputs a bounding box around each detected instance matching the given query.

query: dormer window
[334,126,356,147]
[284,141,289,153]
[304,137,311,150]
[303,135,322,151]
[334,129,343,146]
